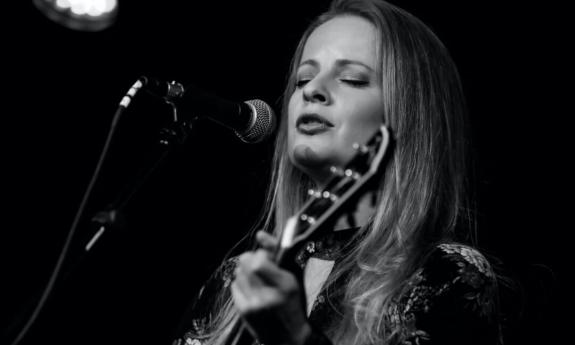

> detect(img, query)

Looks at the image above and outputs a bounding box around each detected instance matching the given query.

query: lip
[296,113,334,135]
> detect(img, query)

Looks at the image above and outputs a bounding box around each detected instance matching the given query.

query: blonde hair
[201,0,473,344]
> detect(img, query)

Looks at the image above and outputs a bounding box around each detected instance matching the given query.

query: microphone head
[236,99,276,143]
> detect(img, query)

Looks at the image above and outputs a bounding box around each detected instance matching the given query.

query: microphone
[139,76,276,143]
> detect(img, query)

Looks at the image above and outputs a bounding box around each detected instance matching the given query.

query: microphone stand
[84,99,194,252]
[6,79,194,345]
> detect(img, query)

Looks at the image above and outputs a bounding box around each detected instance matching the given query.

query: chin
[289,145,346,187]
[291,162,332,189]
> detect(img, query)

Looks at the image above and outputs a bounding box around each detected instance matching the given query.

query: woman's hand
[231,231,312,345]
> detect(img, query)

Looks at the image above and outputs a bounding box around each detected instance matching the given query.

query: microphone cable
[7,78,145,345]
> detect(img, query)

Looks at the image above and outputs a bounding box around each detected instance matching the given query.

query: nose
[302,76,331,105]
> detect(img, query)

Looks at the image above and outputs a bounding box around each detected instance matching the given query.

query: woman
[175,0,501,344]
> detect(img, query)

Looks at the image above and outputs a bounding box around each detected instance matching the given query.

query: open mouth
[296,113,334,135]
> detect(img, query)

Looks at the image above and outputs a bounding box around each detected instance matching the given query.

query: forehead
[301,15,378,65]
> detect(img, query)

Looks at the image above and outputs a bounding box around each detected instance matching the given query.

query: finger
[256,231,278,252]
[231,279,268,313]
[230,279,248,310]
[251,254,300,295]
[237,250,292,288]
[231,274,283,314]
[235,252,267,289]
[238,249,273,270]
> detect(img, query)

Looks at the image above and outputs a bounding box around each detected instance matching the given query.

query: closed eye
[295,79,310,88]
[296,79,368,88]
[341,79,369,87]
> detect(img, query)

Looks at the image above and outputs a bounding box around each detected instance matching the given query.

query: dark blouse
[173,229,500,345]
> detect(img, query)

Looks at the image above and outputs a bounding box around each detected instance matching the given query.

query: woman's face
[288,15,384,186]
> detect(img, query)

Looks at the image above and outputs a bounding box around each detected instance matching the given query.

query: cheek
[339,103,384,147]
[286,95,298,155]
[287,95,298,132]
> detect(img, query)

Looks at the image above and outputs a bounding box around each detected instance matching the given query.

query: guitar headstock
[278,125,390,258]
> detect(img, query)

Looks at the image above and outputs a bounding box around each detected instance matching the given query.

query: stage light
[33,0,118,32]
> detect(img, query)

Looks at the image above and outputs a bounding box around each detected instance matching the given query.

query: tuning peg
[307,189,321,198]
[300,214,316,224]
[331,166,361,180]
[322,190,337,200]
[330,166,344,176]
[344,169,361,180]
[322,190,339,202]
[352,142,369,154]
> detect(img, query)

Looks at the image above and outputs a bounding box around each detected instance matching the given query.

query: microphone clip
[163,80,185,101]
[158,120,192,147]
[139,76,185,102]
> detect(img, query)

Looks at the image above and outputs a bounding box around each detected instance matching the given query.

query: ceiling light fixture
[33,0,119,32]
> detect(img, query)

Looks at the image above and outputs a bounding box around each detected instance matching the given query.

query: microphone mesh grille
[236,99,276,143]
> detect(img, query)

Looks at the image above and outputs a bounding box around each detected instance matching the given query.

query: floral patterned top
[173,229,500,345]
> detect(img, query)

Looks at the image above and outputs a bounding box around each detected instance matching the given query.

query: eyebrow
[298,58,374,72]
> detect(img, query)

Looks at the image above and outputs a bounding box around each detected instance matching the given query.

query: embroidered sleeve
[395,243,500,345]
[172,257,238,345]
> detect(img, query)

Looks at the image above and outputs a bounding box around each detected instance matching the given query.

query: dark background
[2,1,568,344]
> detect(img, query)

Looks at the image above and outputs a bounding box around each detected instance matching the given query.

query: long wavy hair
[200,0,473,344]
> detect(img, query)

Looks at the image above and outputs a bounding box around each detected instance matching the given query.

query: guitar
[227,124,391,345]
